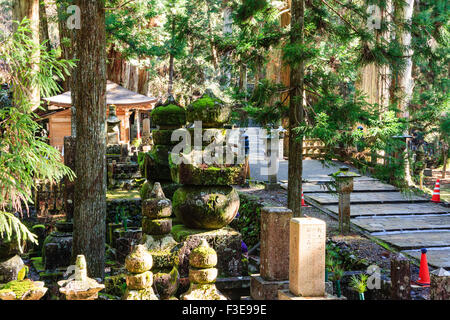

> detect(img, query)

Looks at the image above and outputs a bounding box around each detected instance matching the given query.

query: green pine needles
[0,19,75,250]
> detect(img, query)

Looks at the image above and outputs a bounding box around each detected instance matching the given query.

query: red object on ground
[431,179,440,203]
[416,248,431,287]
[301,190,310,207]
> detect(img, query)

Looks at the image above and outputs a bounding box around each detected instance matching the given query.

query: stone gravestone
[278,217,344,300]
[430,268,450,300]
[250,207,291,300]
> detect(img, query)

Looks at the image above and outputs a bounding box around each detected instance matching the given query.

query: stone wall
[106,199,142,228]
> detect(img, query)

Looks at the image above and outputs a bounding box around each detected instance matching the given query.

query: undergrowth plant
[0,19,75,251]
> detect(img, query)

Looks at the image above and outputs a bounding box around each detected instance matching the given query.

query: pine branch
[319,0,359,34]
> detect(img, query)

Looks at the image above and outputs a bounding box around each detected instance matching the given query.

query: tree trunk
[12,0,40,112]
[287,0,304,217]
[168,53,174,96]
[71,0,107,279]
[443,144,448,179]
[39,1,51,52]
[57,0,75,92]
[394,0,415,186]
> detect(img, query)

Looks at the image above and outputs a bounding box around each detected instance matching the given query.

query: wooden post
[390,255,411,300]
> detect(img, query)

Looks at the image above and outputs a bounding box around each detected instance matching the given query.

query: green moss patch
[0,280,37,299]
[151,104,186,127]
[187,95,231,127]
[107,190,140,200]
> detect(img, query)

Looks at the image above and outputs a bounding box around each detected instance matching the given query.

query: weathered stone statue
[171,93,243,229]
[140,183,179,299]
[123,245,158,300]
[107,105,121,146]
[141,95,186,199]
[181,239,226,300]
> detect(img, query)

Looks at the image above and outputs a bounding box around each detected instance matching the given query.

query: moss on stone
[152,129,183,145]
[172,185,240,229]
[0,280,41,299]
[189,246,217,269]
[149,248,176,270]
[189,268,218,284]
[125,245,153,273]
[140,181,153,200]
[151,104,186,127]
[142,198,172,219]
[169,156,245,186]
[104,273,127,297]
[187,95,231,127]
[126,271,153,290]
[142,217,172,235]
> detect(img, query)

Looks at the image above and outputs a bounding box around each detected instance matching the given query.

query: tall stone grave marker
[279,217,343,300]
[250,207,292,300]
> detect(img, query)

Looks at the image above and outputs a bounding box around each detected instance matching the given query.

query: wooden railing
[302,138,327,159]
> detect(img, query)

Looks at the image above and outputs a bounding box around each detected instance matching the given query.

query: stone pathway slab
[352,215,450,232]
[307,192,428,205]
[322,203,449,217]
[301,181,397,193]
[402,248,450,269]
[375,231,450,250]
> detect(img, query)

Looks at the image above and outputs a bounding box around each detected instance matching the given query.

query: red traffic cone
[301,190,310,207]
[431,179,440,203]
[416,248,430,286]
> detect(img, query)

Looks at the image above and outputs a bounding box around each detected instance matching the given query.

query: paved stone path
[270,159,450,269]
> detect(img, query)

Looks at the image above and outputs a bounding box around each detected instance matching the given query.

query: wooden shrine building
[40,81,157,152]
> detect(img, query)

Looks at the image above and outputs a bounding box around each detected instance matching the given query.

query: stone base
[42,231,72,270]
[123,287,159,300]
[264,183,280,191]
[250,275,289,300]
[171,225,243,278]
[278,289,346,300]
[181,283,227,300]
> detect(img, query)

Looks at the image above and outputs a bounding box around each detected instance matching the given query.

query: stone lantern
[329,167,360,234]
[107,105,121,146]
[58,255,105,300]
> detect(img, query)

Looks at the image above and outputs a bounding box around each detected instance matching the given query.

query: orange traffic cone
[416,248,430,286]
[431,179,440,203]
[301,190,310,207]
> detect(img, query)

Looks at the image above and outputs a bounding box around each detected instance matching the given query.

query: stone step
[402,247,450,269]
[374,230,450,250]
[322,203,449,217]
[352,215,450,232]
[301,181,397,193]
[306,192,428,205]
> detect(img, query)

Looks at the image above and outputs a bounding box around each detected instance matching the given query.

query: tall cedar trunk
[168,19,175,96]
[287,0,304,217]
[395,0,415,185]
[71,0,107,279]
[57,0,75,92]
[168,53,174,96]
[57,0,76,134]
[39,1,51,52]
[12,0,40,112]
